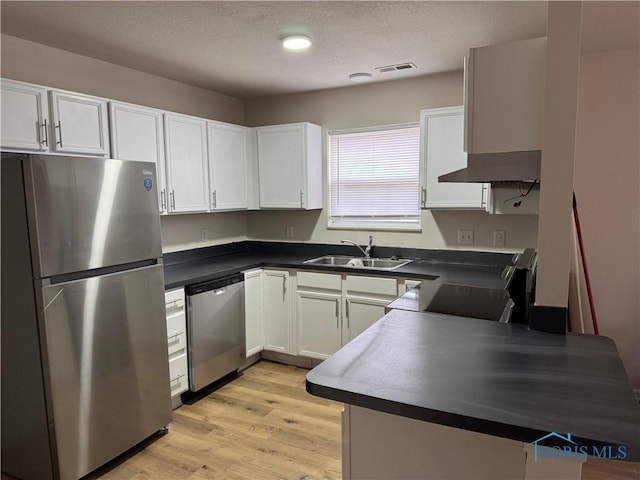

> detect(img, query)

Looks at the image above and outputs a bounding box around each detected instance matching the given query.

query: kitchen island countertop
[306,309,640,461]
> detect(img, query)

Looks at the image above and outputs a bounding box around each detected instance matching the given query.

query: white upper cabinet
[255,122,322,210]
[464,37,546,154]
[164,113,209,213]
[49,90,109,156]
[109,101,167,213]
[207,121,250,211]
[1,79,49,152]
[420,107,489,210]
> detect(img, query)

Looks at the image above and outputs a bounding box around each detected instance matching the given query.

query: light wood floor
[2,360,638,479]
[88,360,342,479]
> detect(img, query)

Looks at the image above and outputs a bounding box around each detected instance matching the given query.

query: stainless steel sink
[303,255,412,270]
[303,255,353,266]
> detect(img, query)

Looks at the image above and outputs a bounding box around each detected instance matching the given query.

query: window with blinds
[328,123,421,230]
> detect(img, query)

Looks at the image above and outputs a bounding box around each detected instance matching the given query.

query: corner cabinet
[109,101,167,213]
[164,113,209,213]
[419,107,489,210]
[464,37,546,154]
[207,121,251,211]
[255,122,322,210]
[1,79,109,156]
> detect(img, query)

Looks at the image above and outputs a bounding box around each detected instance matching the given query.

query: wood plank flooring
[2,359,638,479]
[88,360,342,480]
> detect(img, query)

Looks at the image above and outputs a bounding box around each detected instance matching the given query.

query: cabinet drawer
[297,271,341,290]
[165,287,185,309]
[169,353,188,397]
[346,275,397,297]
[167,331,186,357]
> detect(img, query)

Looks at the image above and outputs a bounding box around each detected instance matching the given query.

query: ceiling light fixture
[282,35,312,50]
[349,73,373,83]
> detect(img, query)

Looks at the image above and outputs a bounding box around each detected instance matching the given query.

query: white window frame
[327,123,421,231]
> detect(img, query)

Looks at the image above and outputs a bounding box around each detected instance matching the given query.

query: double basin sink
[303,255,412,271]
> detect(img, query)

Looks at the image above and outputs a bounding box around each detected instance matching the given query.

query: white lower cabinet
[245,269,419,362]
[296,271,342,359]
[343,296,390,344]
[344,275,399,345]
[262,269,294,354]
[165,288,188,404]
[244,269,264,357]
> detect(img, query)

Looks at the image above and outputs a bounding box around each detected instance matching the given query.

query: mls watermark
[529,432,627,461]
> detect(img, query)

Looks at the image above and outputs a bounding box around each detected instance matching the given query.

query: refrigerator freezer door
[25,155,162,277]
[38,264,171,480]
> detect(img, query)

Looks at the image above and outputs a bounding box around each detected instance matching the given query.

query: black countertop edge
[163,240,522,268]
[304,381,634,460]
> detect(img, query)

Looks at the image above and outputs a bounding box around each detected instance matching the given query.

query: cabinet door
[420,107,489,210]
[262,270,292,353]
[1,79,49,152]
[344,296,389,344]
[208,121,248,210]
[244,270,264,357]
[164,113,209,213]
[49,90,109,156]
[256,124,305,208]
[297,291,341,359]
[465,37,546,154]
[110,102,167,213]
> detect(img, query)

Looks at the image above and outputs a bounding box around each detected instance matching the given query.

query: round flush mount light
[282,35,312,50]
[349,72,373,82]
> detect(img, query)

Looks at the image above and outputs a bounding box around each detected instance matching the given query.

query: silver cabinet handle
[282,275,287,298]
[336,299,339,328]
[212,189,217,209]
[170,190,176,210]
[167,331,184,342]
[170,373,186,384]
[421,187,427,207]
[41,119,48,146]
[55,121,62,146]
[481,184,488,207]
[299,189,304,208]
[346,299,350,328]
[160,189,166,211]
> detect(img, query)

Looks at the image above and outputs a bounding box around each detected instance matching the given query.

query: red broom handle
[573,193,599,334]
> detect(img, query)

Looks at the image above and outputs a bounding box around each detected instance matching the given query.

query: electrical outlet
[457,229,474,245]
[200,228,208,241]
[493,230,506,246]
[286,225,294,239]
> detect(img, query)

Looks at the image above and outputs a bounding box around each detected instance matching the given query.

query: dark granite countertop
[163,241,516,290]
[306,309,640,461]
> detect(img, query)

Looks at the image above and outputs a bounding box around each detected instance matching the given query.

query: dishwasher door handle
[213,288,227,295]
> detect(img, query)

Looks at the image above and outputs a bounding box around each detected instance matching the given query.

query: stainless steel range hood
[439,150,541,183]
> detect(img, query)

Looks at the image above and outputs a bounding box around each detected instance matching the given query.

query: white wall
[244,73,538,251]
[573,47,640,389]
[1,34,250,252]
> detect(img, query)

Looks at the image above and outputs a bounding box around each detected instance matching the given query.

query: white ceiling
[0,1,549,98]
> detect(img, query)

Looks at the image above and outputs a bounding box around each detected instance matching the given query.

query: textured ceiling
[0,1,548,98]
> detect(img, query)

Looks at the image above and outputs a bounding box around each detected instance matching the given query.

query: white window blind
[328,124,421,230]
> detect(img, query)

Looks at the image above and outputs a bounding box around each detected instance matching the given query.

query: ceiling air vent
[375,62,417,73]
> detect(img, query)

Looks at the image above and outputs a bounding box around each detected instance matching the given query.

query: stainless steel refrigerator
[1,153,171,480]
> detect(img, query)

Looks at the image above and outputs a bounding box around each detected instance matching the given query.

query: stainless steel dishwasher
[186,273,245,392]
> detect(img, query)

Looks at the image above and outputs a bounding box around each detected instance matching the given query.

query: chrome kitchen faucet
[341,235,373,258]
